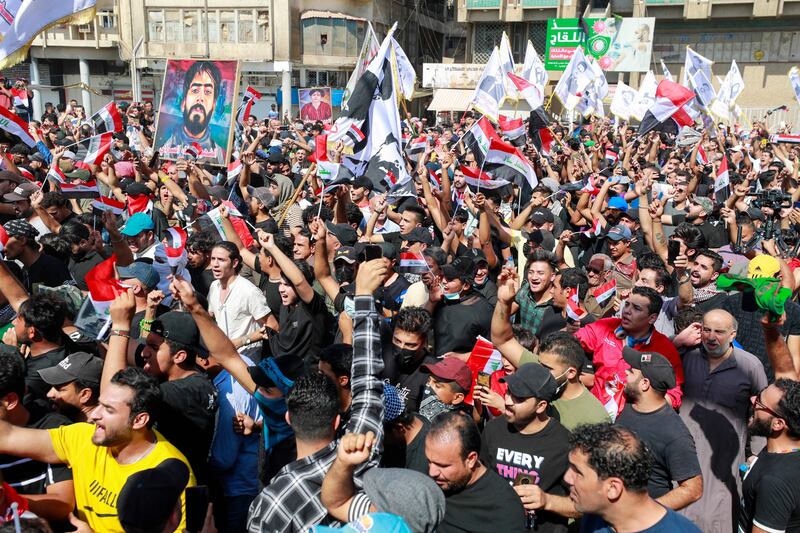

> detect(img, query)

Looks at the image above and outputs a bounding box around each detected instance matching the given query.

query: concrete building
[456,0,800,124]
[12,0,466,121]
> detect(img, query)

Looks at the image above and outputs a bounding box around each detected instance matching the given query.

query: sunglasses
[587,267,603,275]
[752,389,784,419]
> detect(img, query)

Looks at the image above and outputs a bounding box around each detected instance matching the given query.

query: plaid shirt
[515,282,554,335]
[247,296,385,532]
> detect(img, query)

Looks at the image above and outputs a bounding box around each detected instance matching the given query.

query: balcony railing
[32,11,118,48]
[520,0,560,7]
[466,0,502,9]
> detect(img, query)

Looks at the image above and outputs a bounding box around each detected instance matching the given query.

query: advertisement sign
[422,63,488,89]
[544,17,655,72]
[154,59,240,165]
[299,87,333,122]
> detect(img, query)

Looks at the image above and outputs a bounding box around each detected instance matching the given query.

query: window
[147,10,164,42]
[473,23,505,62]
[301,17,365,57]
[165,9,181,42]
[205,10,219,43]
[220,10,236,43]
[98,10,115,29]
[238,9,254,42]
[183,10,200,42]
[257,10,270,42]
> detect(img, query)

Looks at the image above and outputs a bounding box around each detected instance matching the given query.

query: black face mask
[335,264,355,284]
[392,344,421,367]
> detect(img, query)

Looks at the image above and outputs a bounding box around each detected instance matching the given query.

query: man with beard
[480,363,574,532]
[2,219,70,287]
[678,309,767,531]
[39,352,102,423]
[615,348,703,510]
[681,196,727,249]
[164,61,225,164]
[425,411,526,532]
[739,317,800,533]
[0,366,194,531]
[385,306,437,412]
[685,248,727,312]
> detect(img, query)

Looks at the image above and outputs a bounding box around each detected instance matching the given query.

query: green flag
[717,275,792,317]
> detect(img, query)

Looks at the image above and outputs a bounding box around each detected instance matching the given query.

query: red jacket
[575,317,683,418]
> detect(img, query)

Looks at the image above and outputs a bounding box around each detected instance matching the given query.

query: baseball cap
[38,352,104,386]
[500,362,558,402]
[267,147,285,164]
[463,247,488,265]
[692,196,714,216]
[126,182,152,197]
[530,208,555,225]
[28,153,46,164]
[353,176,374,192]
[250,186,275,208]
[400,227,433,246]
[3,181,38,202]
[607,196,629,212]
[206,185,227,200]
[117,459,190,532]
[120,212,155,236]
[421,358,473,391]
[378,242,398,261]
[606,224,632,241]
[441,256,475,283]
[64,168,91,181]
[0,170,22,184]
[745,207,767,222]
[622,347,676,392]
[748,255,781,279]
[150,311,206,355]
[61,150,76,160]
[3,219,39,241]
[325,221,358,247]
[527,229,556,251]
[118,261,160,291]
[333,246,357,264]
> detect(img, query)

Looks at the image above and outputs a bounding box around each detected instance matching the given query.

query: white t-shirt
[208,275,271,358]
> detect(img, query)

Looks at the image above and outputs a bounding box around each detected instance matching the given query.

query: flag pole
[277,163,315,226]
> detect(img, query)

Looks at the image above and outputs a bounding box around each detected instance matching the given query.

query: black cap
[500,362,558,402]
[333,246,357,264]
[400,227,433,245]
[378,242,397,261]
[117,459,190,532]
[126,182,151,196]
[325,221,358,247]
[622,347,676,392]
[441,256,476,282]
[352,176,374,192]
[462,247,488,265]
[150,312,207,356]
[530,208,555,225]
[527,229,556,251]
[38,352,104,386]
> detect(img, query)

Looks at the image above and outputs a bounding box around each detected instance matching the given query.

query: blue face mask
[253,390,288,416]
[444,291,461,301]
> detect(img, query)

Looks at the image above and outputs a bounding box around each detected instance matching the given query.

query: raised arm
[0,257,29,312]
[258,230,315,304]
[313,221,341,301]
[762,314,799,381]
[491,267,525,368]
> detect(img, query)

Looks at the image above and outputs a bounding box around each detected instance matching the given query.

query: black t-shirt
[433,292,493,357]
[268,291,333,367]
[739,450,800,532]
[386,354,438,413]
[481,416,570,533]
[0,404,72,495]
[130,304,170,339]
[155,373,218,483]
[438,467,527,533]
[382,273,411,313]
[27,253,71,288]
[24,346,67,408]
[616,404,702,498]
[382,414,430,475]
[68,250,105,291]
[697,220,728,249]
[254,255,283,314]
[188,266,215,298]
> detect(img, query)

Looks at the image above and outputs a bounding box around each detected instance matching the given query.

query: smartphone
[514,472,536,486]
[476,372,491,389]
[184,485,209,533]
[667,240,681,264]
[360,244,383,263]
[793,201,800,209]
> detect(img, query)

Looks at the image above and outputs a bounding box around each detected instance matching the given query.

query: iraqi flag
[0,107,36,147]
[398,251,428,274]
[10,88,28,108]
[405,135,428,162]
[582,218,603,238]
[605,148,619,165]
[184,141,203,160]
[326,118,366,147]
[60,180,99,199]
[460,165,509,190]
[226,160,243,185]
[163,227,188,267]
[236,86,263,129]
[592,279,617,305]
[90,102,123,134]
[696,144,708,165]
[91,196,125,215]
[127,194,153,216]
[507,71,544,110]
[484,138,537,189]
[307,134,329,164]
[580,175,601,195]
[75,133,113,169]
[528,107,553,156]
[18,167,34,181]
[566,288,587,322]
[714,156,731,202]
[461,116,500,166]
[0,225,7,255]
[769,134,800,144]
[86,254,127,316]
[45,165,66,185]
[638,81,696,138]
[498,115,526,147]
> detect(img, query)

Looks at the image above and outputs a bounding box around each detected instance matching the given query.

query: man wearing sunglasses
[738,316,800,533]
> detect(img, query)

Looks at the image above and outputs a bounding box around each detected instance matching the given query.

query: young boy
[418,358,472,421]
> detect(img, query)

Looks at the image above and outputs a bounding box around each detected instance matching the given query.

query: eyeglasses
[587,267,603,275]
[752,389,784,419]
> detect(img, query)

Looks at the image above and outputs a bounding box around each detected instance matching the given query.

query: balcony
[32,10,118,48]
[520,0,560,7]
[466,0,502,9]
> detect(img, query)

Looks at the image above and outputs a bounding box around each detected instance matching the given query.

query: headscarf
[269,174,295,219]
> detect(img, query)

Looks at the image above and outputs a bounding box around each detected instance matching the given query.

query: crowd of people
[0,85,797,533]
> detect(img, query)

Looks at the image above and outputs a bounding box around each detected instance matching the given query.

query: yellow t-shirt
[48,422,196,533]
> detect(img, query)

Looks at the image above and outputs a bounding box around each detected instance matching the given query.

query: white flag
[471,47,506,121]
[630,71,657,121]
[710,61,744,122]
[391,38,416,101]
[610,82,637,120]
[682,47,713,88]
[690,69,717,112]
[661,60,674,82]
[790,67,800,107]
[521,41,549,89]
[498,32,517,99]
[342,22,380,109]
[553,47,594,111]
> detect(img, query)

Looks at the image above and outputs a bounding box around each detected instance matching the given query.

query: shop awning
[427,89,474,112]
[300,10,366,22]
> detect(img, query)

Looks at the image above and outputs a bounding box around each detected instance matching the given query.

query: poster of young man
[299,87,333,122]
[154,59,240,165]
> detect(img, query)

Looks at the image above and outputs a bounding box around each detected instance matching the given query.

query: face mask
[335,264,355,284]
[418,384,456,421]
[443,291,461,302]
[253,390,288,417]
[473,277,487,289]
[553,369,570,398]
[392,344,421,367]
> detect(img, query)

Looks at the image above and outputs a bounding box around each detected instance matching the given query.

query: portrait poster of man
[154,59,239,165]
[299,87,333,122]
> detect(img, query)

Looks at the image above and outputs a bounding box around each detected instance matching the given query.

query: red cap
[422,358,473,391]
